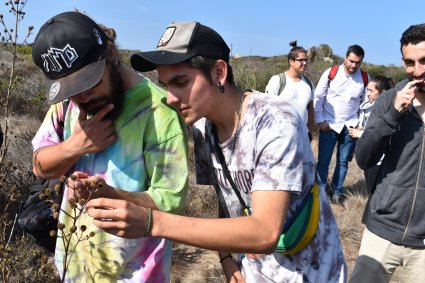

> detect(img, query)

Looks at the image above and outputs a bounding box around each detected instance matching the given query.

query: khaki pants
[349,228,425,283]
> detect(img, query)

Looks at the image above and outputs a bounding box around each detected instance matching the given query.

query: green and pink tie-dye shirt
[32,77,189,282]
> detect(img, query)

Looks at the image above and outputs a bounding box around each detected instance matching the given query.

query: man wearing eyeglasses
[314,45,368,206]
[265,43,315,141]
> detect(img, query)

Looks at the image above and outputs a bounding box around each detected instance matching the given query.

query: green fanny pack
[276,181,320,254]
[243,182,320,255]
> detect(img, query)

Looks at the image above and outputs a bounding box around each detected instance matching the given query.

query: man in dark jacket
[350,23,425,283]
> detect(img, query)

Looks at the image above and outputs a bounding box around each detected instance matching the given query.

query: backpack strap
[301,74,314,92]
[360,69,369,87]
[327,65,339,87]
[280,72,314,93]
[327,65,368,88]
[278,72,286,95]
[205,121,231,218]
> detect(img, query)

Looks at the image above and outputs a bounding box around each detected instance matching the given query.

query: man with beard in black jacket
[350,23,425,283]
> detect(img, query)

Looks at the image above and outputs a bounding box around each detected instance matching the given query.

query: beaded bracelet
[219,254,232,263]
[144,208,153,237]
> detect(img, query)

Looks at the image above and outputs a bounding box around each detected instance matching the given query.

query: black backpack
[18,178,64,252]
[17,100,68,252]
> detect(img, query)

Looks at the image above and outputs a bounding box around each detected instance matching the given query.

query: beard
[344,64,358,74]
[408,75,425,93]
[81,64,125,120]
[416,83,425,93]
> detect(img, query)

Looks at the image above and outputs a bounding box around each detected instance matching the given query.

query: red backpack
[327,65,368,87]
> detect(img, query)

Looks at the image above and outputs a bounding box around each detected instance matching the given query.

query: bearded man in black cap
[31,11,188,282]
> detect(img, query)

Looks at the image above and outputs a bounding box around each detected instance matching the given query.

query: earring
[218,81,225,93]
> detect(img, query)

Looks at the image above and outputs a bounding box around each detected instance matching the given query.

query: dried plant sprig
[43,175,99,283]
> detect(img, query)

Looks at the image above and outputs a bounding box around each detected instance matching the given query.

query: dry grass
[2,115,41,171]
[0,116,58,282]
[171,138,225,282]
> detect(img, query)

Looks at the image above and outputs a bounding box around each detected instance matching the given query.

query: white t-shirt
[193,91,346,282]
[265,72,314,127]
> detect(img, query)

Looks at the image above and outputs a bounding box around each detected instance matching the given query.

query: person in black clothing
[350,23,425,283]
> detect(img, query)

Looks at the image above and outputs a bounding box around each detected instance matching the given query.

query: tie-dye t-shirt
[32,77,189,282]
[193,91,346,283]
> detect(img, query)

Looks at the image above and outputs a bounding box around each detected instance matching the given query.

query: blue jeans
[316,126,356,197]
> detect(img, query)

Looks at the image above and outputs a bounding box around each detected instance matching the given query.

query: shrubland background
[0,36,405,282]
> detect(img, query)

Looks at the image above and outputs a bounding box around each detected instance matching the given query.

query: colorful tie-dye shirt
[32,77,189,282]
[193,91,346,283]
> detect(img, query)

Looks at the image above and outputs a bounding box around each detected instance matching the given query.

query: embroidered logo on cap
[157,27,176,47]
[41,44,78,73]
[49,82,61,100]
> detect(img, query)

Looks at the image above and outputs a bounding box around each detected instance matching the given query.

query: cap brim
[131,51,196,72]
[45,59,106,104]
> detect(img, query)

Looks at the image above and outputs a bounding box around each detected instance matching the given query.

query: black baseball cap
[32,11,109,104]
[131,21,230,72]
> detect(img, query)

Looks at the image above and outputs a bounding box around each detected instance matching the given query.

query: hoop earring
[218,82,225,93]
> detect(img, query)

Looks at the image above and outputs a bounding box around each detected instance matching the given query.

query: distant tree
[318,44,333,59]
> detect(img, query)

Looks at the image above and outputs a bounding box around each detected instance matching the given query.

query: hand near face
[86,198,148,239]
[394,79,424,112]
[70,103,117,154]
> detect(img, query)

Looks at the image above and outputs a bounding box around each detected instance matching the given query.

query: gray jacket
[355,78,425,247]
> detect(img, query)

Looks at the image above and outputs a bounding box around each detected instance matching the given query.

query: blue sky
[3,0,425,66]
